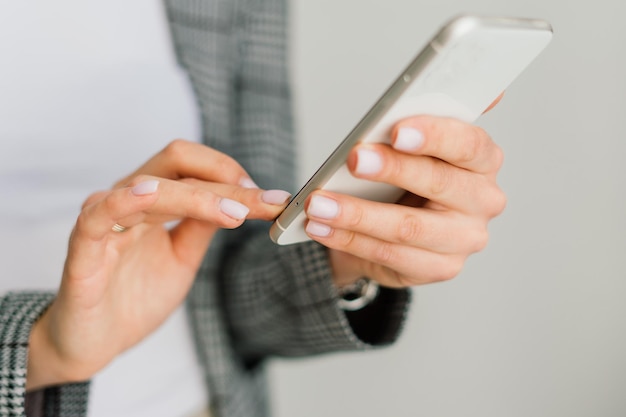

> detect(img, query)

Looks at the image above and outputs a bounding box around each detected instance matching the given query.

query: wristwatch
[336,278,380,311]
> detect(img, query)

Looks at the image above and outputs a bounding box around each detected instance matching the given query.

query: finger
[483,91,504,113]
[114,139,256,189]
[387,115,504,174]
[77,181,161,241]
[111,176,250,232]
[66,181,161,278]
[180,179,291,221]
[169,218,218,270]
[115,177,290,226]
[165,183,291,286]
[81,191,109,210]
[347,145,507,215]
[304,224,466,287]
[304,191,489,254]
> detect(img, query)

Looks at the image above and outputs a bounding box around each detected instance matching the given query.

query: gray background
[270,0,626,416]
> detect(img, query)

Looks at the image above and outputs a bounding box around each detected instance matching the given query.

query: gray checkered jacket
[0,1,409,416]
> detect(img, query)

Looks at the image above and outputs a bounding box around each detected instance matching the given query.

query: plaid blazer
[0,1,410,416]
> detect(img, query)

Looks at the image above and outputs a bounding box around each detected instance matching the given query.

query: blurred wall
[270,1,626,416]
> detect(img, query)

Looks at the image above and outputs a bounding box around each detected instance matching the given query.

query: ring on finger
[111,223,128,233]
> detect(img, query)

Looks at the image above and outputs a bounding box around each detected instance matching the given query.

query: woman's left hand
[304,115,506,288]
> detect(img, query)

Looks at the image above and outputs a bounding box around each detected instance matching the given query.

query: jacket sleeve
[0,292,89,417]
[216,0,411,361]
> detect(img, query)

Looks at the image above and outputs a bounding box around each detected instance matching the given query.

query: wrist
[328,249,380,311]
[328,249,364,287]
[27,304,91,390]
[27,308,64,390]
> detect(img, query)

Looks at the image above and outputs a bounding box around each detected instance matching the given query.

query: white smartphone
[270,15,553,245]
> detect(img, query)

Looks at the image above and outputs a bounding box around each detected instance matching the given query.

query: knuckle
[476,180,507,218]
[74,211,89,233]
[460,128,484,163]
[163,139,190,163]
[189,187,209,211]
[495,191,508,216]
[396,271,419,288]
[397,214,424,244]
[335,231,356,251]
[73,212,99,242]
[419,116,439,141]
[469,227,490,253]
[345,202,365,229]
[334,230,357,252]
[386,152,405,182]
[81,192,103,210]
[194,190,221,219]
[371,241,395,265]
[227,185,248,203]
[488,189,507,217]
[492,144,505,171]
[213,153,243,182]
[429,161,452,196]
[374,264,405,288]
[102,192,124,215]
[437,258,464,282]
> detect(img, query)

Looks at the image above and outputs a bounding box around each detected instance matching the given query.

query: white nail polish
[262,190,291,205]
[394,127,424,151]
[307,195,339,219]
[355,149,383,175]
[219,198,250,220]
[306,221,332,237]
[131,180,159,196]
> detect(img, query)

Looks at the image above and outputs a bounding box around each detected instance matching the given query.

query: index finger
[115,139,254,188]
[390,115,504,174]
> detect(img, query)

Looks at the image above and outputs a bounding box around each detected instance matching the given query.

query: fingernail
[393,127,424,151]
[306,220,332,237]
[219,198,250,220]
[239,177,259,189]
[355,148,383,175]
[131,180,159,196]
[262,190,291,205]
[307,195,339,219]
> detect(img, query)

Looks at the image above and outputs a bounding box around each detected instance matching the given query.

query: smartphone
[270,15,553,245]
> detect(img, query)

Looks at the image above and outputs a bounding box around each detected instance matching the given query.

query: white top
[0,1,209,416]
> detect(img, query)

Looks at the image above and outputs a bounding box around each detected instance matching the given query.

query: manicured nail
[355,148,383,175]
[262,190,291,205]
[393,127,424,151]
[219,198,250,220]
[131,180,159,196]
[306,220,332,237]
[240,177,259,189]
[307,195,339,219]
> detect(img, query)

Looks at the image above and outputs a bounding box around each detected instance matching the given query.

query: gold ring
[111,223,128,233]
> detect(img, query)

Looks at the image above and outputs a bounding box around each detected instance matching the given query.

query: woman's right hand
[26,140,290,390]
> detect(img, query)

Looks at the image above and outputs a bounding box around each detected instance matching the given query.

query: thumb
[169,218,220,270]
